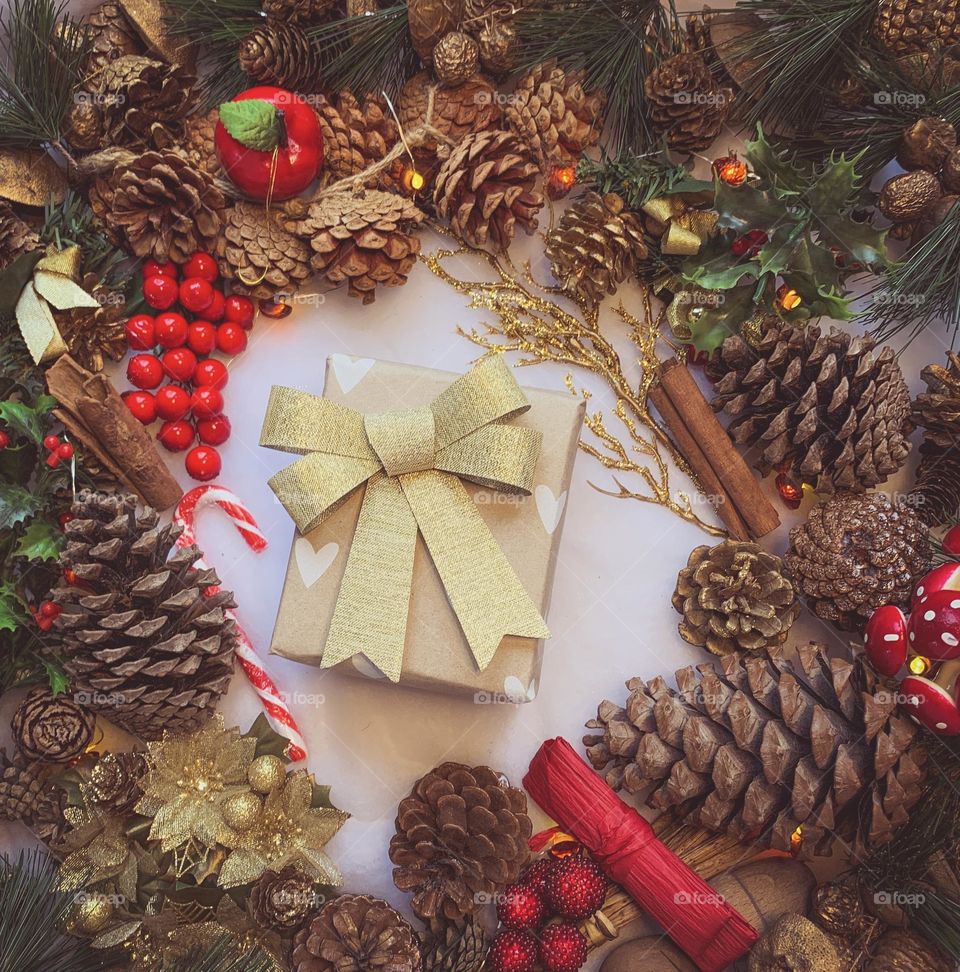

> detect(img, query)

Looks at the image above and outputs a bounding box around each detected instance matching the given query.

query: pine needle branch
[169,936,275,972]
[576,148,710,211]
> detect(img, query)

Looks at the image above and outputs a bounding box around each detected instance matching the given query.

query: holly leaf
[817,213,888,267]
[0,442,37,487]
[0,394,56,445]
[744,125,810,195]
[44,661,69,697]
[804,152,864,216]
[755,225,802,277]
[0,482,41,531]
[0,583,26,633]
[244,712,293,762]
[13,517,64,561]
[217,99,282,152]
[685,283,764,353]
[782,273,856,321]
[681,235,761,290]
[714,178,784,233]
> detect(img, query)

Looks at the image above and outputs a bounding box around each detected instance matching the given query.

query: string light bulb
[909,655,930,675]
[258,297,292,319]
[402,167,425,193]
[777,284,802,312]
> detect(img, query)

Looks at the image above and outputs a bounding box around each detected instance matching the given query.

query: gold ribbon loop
[641,196,718,256]
[365,408,436,477]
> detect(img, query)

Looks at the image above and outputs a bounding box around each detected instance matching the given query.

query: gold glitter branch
[421,245,725,536]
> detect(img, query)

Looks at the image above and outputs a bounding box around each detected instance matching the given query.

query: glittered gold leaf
[119,0,195,69]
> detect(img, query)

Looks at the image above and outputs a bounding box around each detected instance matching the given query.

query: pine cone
[0,749,67,844]
[390,762,532,926]
[49,491,238,740]
[644,53,733,153]
[408,0,464,62]
[78,1,144,80]
[239,22,319,92]
[476,18,516,76]
[64,100,105,152]
[290,188,424,304]
[0,202,39,271]
[685,9,766,93]
[866,928,952,971]
[911,352,960,525]
[292,894,421,972]
[545,191,646,312]
[261,0,336,25]
[708,325,913,493]
[218,201,313,300]
[872,0,960,58]
[54,273,128,373]
[87,751,147,815]
[504,60,605,170]
[433,31,480,87]
[420,917,486,972]
[314,91,401,188]
[786,492,930,630]
[250,864,321,933]
[89,149,225,264]
[672,539,800,656]
[12,687,96,763]
[434,129,543,251]
[584,643,927,857]
[179,109,221,178]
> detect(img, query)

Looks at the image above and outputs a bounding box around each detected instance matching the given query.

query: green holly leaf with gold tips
[817,214,888,267]
[13,517,64,562]
[744,125,809,195]
[218,99,283,152]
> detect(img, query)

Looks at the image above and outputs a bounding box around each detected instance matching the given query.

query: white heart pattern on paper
[295,538,339,589]
[503,675,537,703]
[534,485,567,535]
[330,354,375,393]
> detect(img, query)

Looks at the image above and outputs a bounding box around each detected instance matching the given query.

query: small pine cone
[218,201,313,300]
[390,762,532,925]
[87,751,147,815]
[12,688,96,763]
[64,100,106,152]
[408,0,465,62]
[748,916,839,972]
[179,109,221,178]
[433,31,480,87]
[419,916,487,972]
[0,202,39,271]
[78,1,144,80]
[708,325,913,493]
[545,191,646,313]
[813,882,864,938]
[290,189,425,304]
[476,18,516,76]
[54,272,128,373]
[250,864,321,933]
[0,749,68,844]
[504,60,605,170]
[239,22,319,92]
[644,53,733,153]
[866,928,952,971]
[672,539,800,656]
[787,492,930,630]
[89,149,225,264]
[433,129,543,251]
[261,0,336,25]
[314,91,401,188]
[872,0,960,58]
[911,352,960,525]
[292,894,421,972]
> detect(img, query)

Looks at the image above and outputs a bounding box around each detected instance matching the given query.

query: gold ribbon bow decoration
[642,195,718,256]
[260,355,551,682]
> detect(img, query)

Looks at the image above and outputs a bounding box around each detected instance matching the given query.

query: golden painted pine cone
[86,751,147,815]
[314,90,401,188]
[911,352,960,525]
[290,188,425,304]
[584,643,926,858]
[77,1,144,81]
[218,201,313,301]
[475,18,516,76]
[433,31,480,87]
[786,492,930,630]
[89,149,225,264]
[433,129,543,251]
[250,864,322,933]
[12,687,96,763]
[407,0,464,62]
[0,749,68,844]
[54,272,128,373]
[672,539,800,656]
[0,202,39,271]
[419,916,487,972]
[708,325,913,493]
[504,60,605,170]
[261,0,337,25]
[291,894,421,972]
[179,109,221,179]
[390,762,532,926]
[50,491,237,741]
[872,0,960,58]
[644,52,733,153]
[545,191,647,313]
[239,21,319,92]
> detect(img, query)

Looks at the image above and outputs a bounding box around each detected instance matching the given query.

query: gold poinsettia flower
[218,770,348,888]
[57,807,138,901]
[135,716,257,853]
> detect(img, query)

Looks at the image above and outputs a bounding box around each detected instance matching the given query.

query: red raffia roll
[523,738,758,972]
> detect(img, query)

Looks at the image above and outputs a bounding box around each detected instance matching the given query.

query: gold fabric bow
[642,196,718,256]
[260,355,551,682]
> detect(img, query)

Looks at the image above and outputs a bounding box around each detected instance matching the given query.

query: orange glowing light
[402,167,425,192]
[790,825,803,853]
[258,297,292,319]
[546,164,577,200]
[776,472,803,509]
[713,155,748,187]
[909,655,930,675]
[777,285,802,312]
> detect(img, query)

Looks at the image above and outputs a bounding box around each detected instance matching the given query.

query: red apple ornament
[214,87,323,201]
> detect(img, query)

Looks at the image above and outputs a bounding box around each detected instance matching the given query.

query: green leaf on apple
[218,99,283,152]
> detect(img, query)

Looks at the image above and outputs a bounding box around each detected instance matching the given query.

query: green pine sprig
[168,936,274,972]
[575,149,711,212]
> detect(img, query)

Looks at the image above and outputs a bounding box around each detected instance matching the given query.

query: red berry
[730,237,751,257]
[537,924,587,972]
[183,252,219,283]
[196,414,231,445]
[143,273,179,310]
[194,358,229,389]
[125,313,156,350]
[155,385,192,421]
[57,442,74,460]
[58,513,74,528]
[127,353,164,389]
[158,419,195,452]
[487,931,538,972]
[521,859,554,896]
[497,883,547,930]
[63,568,78,584]
[216,322,247,355]
[0,431,9,449]
[154,311,189,349]
[123,390,157,424]
[143,259,177,279]
[544,857,607,921]
[205,290,226,321]
[162,347,198,383]
[224,294,255,327]
[187,320,217,355]
[179,276,214,313]
[190,385,224,419]
[39,600,60,619]
[43,434,61,451]
[45,451,61,468]
[37,616,53,631]
[185,445,221,481]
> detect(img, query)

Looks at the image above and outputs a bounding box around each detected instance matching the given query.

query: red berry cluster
[30,599,61,632]
[42,433,74,469]
[487,856,607,972]
[730,229,768,258]
[123,253,254,482]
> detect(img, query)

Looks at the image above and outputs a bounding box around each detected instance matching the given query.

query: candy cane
[174,485,307,763]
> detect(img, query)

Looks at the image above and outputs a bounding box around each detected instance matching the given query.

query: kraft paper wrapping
[268,354,585,701]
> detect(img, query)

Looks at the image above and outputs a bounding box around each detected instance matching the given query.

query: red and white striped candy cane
[174,485,307,763]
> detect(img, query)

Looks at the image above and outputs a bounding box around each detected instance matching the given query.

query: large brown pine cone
[0,749,68,844]
[504,60,605,170]
[872,0,960,58]
[672,539,800,656]
[250,864,321,933]
[261,0,336,25]
[179,109,221,178]
[239,22,319,92]
[87,751,147,815]
[50,491,237,740]
[315,91,401,188]
[12,688,96,763]
[644,53,733,153]
[0,202,39,271]
[686,9,767,94]
[434,129,543,251]
[89,149,225,264]
[786,492,930,630]
[911,352,960,525]
[292,894,421,972]
[289,189,425,304]
[390,762,532,926]
[54,272,128,373]
[708,325,913,493]
[584,643,926,857]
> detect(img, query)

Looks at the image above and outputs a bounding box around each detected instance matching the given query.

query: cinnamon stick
[46,355,182,511]
[652,358,779,539]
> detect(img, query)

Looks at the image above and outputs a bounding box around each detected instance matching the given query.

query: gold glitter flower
[57,806,139,901]
[218,770,348,888]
